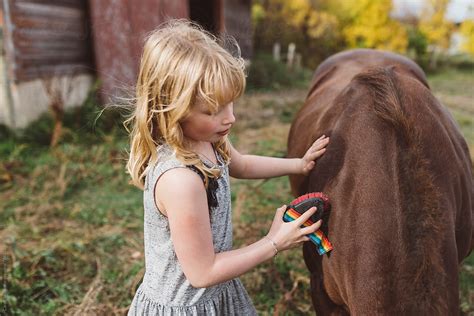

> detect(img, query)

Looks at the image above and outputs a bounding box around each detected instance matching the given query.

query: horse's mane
[353,67,446,313]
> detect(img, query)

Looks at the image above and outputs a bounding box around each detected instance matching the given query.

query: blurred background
[0,0,472,314]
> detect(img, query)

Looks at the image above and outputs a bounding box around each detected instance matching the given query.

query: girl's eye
[203,107,221,116]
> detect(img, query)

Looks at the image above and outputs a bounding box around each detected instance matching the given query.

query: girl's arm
[156,167,321,288]
[229,135,329,179]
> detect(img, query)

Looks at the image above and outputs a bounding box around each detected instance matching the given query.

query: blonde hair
[125,20,246,190]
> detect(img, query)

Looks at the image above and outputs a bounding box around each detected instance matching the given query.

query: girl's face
[180,101,236,144]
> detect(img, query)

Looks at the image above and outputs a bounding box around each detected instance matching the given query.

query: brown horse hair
[353,67,447,313]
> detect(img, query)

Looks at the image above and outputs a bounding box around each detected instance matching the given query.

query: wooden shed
[89,0,252,102]
[0,0,94,128]
[0,0,252,129]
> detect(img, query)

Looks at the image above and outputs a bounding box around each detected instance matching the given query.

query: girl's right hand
[266,205,322,252]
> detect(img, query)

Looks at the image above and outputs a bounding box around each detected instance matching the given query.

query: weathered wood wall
[2,0,93,82]
[224,0,252,59]
[88,0,188,101]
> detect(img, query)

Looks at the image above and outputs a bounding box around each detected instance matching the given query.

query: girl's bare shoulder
[158,167,202,189]
[155,167,206,209]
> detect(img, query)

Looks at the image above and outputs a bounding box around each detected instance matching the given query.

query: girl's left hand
[299,135,330,175]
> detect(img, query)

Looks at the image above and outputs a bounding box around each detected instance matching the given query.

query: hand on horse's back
[299,135,330,175]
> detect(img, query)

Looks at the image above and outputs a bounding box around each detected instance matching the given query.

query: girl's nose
[222,103,235,125]
[223,112,235,125]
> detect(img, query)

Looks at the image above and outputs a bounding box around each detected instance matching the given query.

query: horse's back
[288,49,473,314]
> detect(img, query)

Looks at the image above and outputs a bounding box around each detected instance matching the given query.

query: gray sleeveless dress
[127,144,257,315]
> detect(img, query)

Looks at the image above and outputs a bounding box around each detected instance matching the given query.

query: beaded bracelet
[264,236,278,256]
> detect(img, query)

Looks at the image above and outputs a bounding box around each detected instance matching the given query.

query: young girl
[126,20,330,315]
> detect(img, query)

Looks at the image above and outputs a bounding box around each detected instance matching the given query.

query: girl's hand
[298,135,329,175]
[266,205,322,252]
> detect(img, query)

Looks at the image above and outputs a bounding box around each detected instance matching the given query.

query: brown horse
[287,49,473,315]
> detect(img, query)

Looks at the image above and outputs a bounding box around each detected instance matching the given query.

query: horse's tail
[353,67,446,313]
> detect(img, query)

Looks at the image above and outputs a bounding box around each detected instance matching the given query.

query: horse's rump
[287,49,473,314]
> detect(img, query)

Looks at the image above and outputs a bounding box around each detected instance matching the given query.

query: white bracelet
[264,236,278,256]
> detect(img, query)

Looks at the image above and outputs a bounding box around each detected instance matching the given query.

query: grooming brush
[283,192,333,255]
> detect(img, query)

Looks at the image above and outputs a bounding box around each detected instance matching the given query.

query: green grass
[428,68,474,97]
[0,67,473,315]
[427,68,474,161]
[0,132,142,314]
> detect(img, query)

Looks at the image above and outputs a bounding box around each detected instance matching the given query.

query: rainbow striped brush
[283,192,333,255]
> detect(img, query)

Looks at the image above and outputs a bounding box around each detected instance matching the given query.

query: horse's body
[287,49,473,315]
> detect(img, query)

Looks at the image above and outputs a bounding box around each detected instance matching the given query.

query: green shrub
[246,53,312,91]
[420,53,474,75]
[446,54,474,72]
[407,26,429,60]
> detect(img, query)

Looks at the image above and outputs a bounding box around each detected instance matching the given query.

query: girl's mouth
[217,129,230,136]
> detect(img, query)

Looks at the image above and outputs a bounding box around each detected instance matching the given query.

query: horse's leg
[304,244,349,316]
[310,275,349,316]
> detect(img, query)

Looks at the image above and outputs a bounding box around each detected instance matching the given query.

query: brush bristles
[290,192,330,210]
